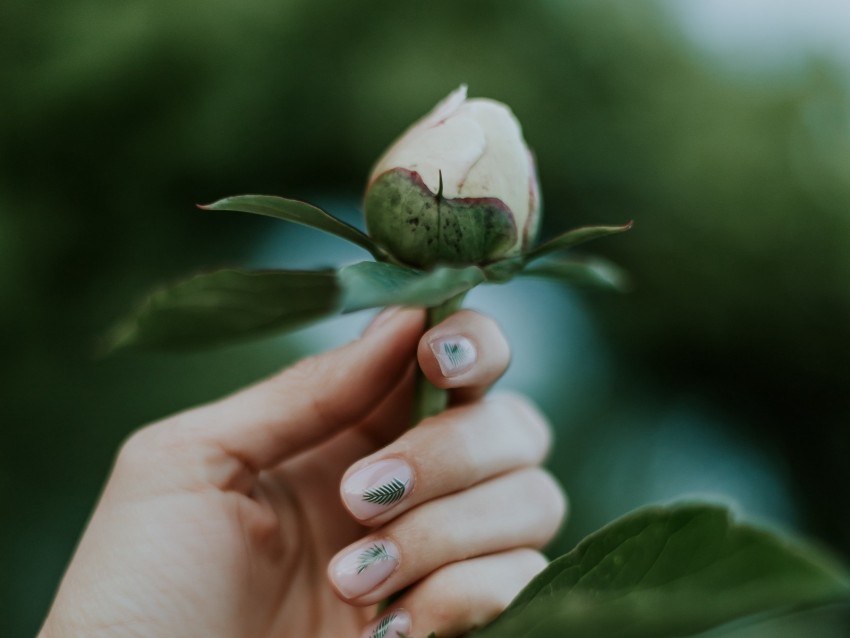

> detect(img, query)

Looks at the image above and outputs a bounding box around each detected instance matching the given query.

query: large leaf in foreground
[201,195,388,260]
[105,269,340,351]
[339,261,485,312]
[472,504,850,638]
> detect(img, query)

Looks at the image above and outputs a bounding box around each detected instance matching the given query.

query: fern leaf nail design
[357,543,395,574]
[444,341,466,367]
[342,459,414,519]
[371,612,398,638]
[362,477,408,506]
[431,336,476,377]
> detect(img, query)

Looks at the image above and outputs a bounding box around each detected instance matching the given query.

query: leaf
[104,269,340,351]
[363,478,408,506]
[519,256,630,291]
[201,195,388,260]
[525,221,633,261]
[357,544,394,574]
[472,503,850,638]
[482,256,526,283]
[339,261,485,312]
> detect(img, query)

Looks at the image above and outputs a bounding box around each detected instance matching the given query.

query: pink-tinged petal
[368,86,469,185]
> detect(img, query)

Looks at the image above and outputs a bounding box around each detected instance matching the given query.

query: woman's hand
[40,309,566,638]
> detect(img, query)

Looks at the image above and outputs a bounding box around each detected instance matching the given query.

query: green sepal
[103,268,340,352]
[525,221,633,262]
[201,194,390,261]
[471,503,850,638]
[519,256,630,291]
[339,261,484,312]
[365,169,518,269]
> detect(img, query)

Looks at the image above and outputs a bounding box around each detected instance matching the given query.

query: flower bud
[365,86,541,268]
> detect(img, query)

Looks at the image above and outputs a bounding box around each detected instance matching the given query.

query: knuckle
[116,424,164,475]
[524,468,569,540]
[418,562,503,627]
[495,392,553,457]
[115,417,195,477]
[512,548,549,581]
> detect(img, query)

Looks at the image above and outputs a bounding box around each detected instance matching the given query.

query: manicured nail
[343,459,414,520]
[430,336,477,377]
[362,609,412,638]
[331,540,399,599]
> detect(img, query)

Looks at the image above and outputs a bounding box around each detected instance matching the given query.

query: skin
[40,308,567,638]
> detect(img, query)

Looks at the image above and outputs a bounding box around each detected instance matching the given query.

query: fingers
[178,308,425,470]
[342,393,551,524]
[352,309,514,450]
[417,309,510,405]
[329,466,566,605]
[141,306,510,485]
[361,549,547,638]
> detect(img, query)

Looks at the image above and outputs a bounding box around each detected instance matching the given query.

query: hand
[40,309,566,638]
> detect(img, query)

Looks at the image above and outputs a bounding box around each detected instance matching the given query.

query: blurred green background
[3,0,850,635]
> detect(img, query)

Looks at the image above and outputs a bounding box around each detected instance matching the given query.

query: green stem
[410,292,468,426]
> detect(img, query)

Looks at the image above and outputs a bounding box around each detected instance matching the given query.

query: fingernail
[363,307,401,337]
[362,609,412,638]
[343,459,414,520]
[430,336,477,377]
[331,540,400,599]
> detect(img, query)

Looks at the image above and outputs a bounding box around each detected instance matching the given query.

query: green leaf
[201,194,388,260]
[472,503,850,638]
[525,221,633,261]
[339,261,485,312]
[519,256,630,291]
[482,256,526,283]
[104,269,340,351]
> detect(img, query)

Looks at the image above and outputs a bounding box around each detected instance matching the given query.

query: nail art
[362,610,412,638]
[356,543,395,574]
[342,459,414,520]
[363,477,409,506]
[431,336,477,377]
[332,540,400,599]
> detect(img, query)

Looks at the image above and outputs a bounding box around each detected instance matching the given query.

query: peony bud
[365,86,541,269]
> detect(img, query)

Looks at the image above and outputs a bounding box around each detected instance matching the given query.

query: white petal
[457,99,531,251]
[369,86,469,184]
[371,111,486,196]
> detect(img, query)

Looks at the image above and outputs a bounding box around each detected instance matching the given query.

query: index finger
[182,309,424,470]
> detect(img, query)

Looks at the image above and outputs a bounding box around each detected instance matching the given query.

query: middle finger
[341,393,552,524]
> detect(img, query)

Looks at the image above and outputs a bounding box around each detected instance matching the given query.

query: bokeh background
[3,0,850,635]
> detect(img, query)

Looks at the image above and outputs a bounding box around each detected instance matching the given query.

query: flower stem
[410,292,468,426]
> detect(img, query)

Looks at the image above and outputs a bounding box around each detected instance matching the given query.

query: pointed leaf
[105,269,340,352]
[201,194,388,260]
[339,261,485,312]
[520,256,630,291]
[473,504,850,638]
[525,221,633,261]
